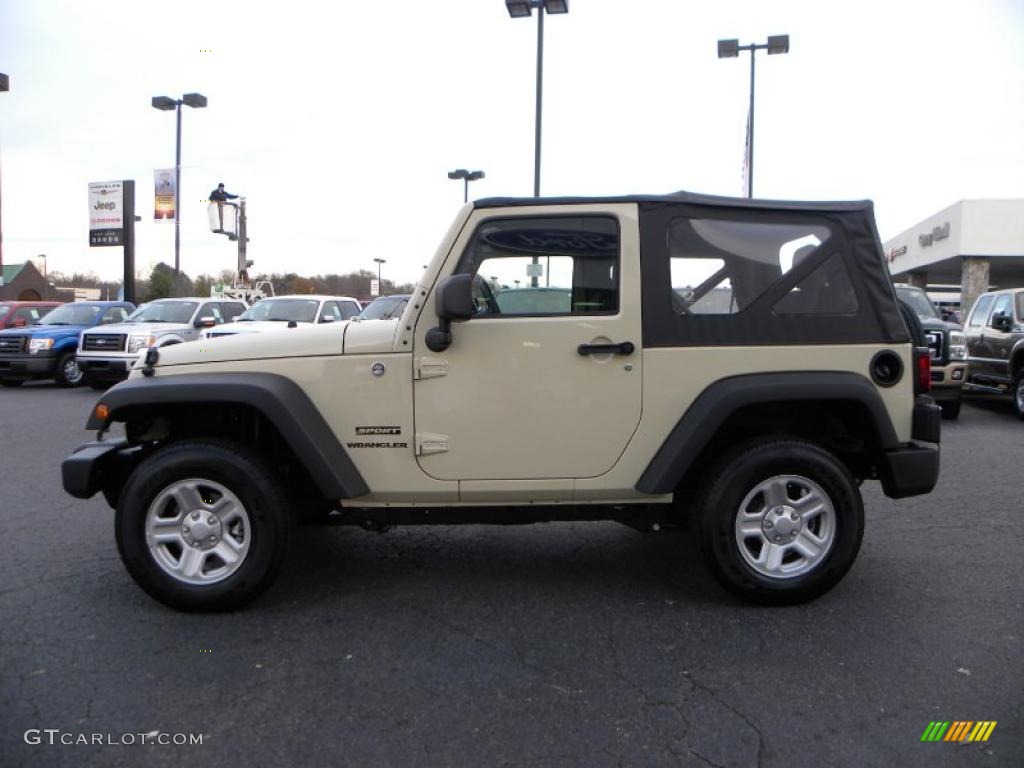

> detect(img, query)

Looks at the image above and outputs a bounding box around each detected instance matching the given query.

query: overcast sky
[1,0,1022,286]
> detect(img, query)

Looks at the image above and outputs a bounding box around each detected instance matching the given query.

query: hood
[152,321,350,367]
[90,321,195,336]
[918,316,962,333]
[0,323,90,339]
[207,320,315,336]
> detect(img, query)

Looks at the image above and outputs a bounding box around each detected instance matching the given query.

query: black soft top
[475,190,874,214]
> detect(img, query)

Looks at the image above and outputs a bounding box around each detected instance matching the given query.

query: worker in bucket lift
[209,182,239,231]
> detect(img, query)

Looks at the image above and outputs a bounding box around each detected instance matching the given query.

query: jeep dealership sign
[89,181,125,246]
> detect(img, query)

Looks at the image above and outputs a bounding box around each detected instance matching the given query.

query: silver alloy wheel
[145,478,251,586]
[63,356,83,385]
[1016,376,1024,416]
[734,474,836,580]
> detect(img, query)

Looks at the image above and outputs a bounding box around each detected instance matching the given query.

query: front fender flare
[88,372,369,499]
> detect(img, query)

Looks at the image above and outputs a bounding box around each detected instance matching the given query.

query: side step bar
[963,382,1007,395]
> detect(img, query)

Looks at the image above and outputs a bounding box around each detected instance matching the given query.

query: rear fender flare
[635,371,899,494]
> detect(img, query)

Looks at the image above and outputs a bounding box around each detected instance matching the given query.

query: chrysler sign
[89,181,125,246]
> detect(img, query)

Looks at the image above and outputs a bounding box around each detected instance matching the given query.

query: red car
[0,301,61,329]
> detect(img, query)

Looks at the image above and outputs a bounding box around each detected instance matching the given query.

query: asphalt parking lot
[0,384,1021,767]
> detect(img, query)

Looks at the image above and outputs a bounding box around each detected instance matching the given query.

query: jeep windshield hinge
[413,358,448,380]
[415,433,450,456]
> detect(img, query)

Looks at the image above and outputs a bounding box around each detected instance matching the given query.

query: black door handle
[577,341,635,356]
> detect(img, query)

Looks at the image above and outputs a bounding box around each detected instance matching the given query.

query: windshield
[358,296,408,320]
[237,299,319,323]
[37,304,104,326]
[127,301,198,324]
[895,286,940,320]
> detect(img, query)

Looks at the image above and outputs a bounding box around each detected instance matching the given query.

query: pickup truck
[62,191,941,611]
[963,287,1024,418]
[76,297,246,389]
[0,302,133,387]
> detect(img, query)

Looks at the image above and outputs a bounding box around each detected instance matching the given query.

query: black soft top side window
[639,202,908,347]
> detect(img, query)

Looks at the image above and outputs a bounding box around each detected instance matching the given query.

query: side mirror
[196,316,216,328]
[321,314,336,323]
[14,318,26,327]
[426,274,475,353]
[992,312,1013,331]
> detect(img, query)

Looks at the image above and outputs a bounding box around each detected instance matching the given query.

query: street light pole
[505,0,568,198]
[152,92,207,285]
[373,258,386,295]
[534,6,543,198]
[174,101,182,278]
[0,73,8,290]
[717,35,789,198]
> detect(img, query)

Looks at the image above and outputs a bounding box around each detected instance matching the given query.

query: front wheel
[115,440,292,611]
[697,439,864,605]
[55,352,84,387]
[939,398,961,420]
[0,379,23,388]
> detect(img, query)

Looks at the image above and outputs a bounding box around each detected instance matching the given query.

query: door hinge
[413,357,448,380]
[415,433,450,456]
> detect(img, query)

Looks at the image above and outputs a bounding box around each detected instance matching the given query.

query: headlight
[28,338,54,354]
[949,331,967,360]
[128,334,156,353]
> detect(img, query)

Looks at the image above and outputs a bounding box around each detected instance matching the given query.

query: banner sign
[370,278,380,297]
[154,169,176,220]
[89,181,125,246]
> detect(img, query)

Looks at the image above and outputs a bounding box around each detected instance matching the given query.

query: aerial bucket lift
[207,197,273,303]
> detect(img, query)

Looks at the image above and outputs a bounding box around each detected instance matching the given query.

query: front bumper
[929,362,968,400]
[0,352,56,380]
[77,356,134,382]
[878,396,941,498]
[61,438,140,501]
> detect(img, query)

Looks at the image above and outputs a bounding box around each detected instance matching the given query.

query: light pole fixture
[448,169,485,203]
[505,0,568,197]
[717,34,789,198]
[151,91,207,282]
[373,258,386,295]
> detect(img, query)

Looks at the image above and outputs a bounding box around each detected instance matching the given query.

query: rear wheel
[697,439,864,605]
[55,352,84,387]
[939,399,961,420]
[115,440,292,611]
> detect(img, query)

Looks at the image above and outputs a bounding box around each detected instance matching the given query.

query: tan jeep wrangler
[63,192,941,611]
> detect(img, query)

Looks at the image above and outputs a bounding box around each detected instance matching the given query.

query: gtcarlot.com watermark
[24,729,203,746]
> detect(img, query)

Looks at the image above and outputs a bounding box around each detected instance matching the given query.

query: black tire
[0,379,23,388]
[115,439,292,611]
[1014,370,1024,421]
[939,399,961,420]
[55,352,84,388]
[697,439,865,606]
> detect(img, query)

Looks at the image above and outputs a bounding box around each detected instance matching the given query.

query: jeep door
[412,205,642,484]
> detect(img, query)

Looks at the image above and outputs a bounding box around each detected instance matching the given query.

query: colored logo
[921,721,996,742]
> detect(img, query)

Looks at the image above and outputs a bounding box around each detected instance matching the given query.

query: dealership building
[883,199,1024,316]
